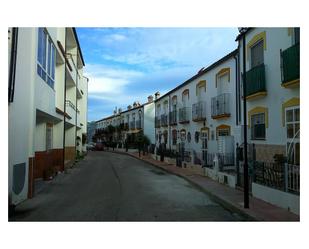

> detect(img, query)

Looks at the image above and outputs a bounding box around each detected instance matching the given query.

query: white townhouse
[236,28,299,164]
[8,27,88,206]
[95,95,155,145]
[155,50,241,170]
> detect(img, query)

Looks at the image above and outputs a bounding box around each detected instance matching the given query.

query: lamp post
[239,27,249,209]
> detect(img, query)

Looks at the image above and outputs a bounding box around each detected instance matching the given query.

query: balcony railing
[211,93,230,119]
[155,117,161,128]
[178,107,190,124]
[169,110,177,125]
[245,63,266,98]
[281,43,300,85]
[65,100,76,111]
[130,121,135,130]
[136,119,142,129]
[161,114,168,127]
[192,101,206,122]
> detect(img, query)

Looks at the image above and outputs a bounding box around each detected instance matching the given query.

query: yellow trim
[248,106,268,128]
[196,80,206,95]
[245,91,267,100]
[182,89,189,101]
[281,79,300,88]
[200,127,209,132]
[282,97,300,126]
[215,68,230,88]
[288,28,293,36]
[216,124,231,139]
[246,31,266,60]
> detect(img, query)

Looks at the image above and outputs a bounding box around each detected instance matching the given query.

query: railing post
[284,162,288,192]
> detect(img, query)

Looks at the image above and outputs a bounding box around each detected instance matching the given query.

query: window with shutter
[251,113,266,140]
[251,40,264,68]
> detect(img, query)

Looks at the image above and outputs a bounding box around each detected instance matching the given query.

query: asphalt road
[11,151,247,221]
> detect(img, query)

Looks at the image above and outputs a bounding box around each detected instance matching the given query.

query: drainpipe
[242,33,249,209]
[75,51,78,157]
[168,95,171,150]
[62,28,67,171]
[234,50,238,126]
[8,27,18,103]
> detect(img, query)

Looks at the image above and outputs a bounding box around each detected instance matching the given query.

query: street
[11,151,247,221]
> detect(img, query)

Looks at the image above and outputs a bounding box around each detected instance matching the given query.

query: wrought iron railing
[211,93,230,118]
[155,117,161,128]
[192,101,206,121]
[287,164,300,194]
[169,110,177,125]
[281,43,300,84]
[161,114,168,127]
[178,107,190,123]
[245,63,266,97]
[136,119,142,129]
[130,121,135,130]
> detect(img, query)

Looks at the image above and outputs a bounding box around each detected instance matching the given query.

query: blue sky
[76,28,239,122]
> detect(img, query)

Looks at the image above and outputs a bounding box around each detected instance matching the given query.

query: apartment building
[8,27,88,205]
[237,28,300,164]
[95,95,155,145]
[154,50,240,170]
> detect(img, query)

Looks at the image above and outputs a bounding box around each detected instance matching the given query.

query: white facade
[155,50,240,166]
[238,28,300,163]
[8,27,88,205]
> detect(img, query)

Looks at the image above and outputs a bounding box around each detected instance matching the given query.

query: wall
[143,102,155,144]
[8,28,36,204]
[252,182,299,215]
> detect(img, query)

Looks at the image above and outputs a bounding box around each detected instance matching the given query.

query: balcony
[65,54,78,87]
[124,123,129,131]
[192,101,206,122]
[169,110,177,125]
[65,100,76,126]
[211,93,230,119]
[161,114,168,127]
[130,121,135,130]
[178,107,190,124]
[155,117,161,128]
[136,119,142,129]
[245,63,267,100]
[281,43,300,88]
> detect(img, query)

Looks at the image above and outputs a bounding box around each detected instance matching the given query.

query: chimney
[127,105,132,110]
[148,95,153,103]
[154,91,160,100]
[133,102,137,108]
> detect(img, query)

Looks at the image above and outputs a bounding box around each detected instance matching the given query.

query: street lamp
[239,27,250,209]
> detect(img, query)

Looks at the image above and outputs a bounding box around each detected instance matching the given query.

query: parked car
[95,142,104,151]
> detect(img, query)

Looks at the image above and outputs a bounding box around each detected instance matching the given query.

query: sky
[76,28,239,122]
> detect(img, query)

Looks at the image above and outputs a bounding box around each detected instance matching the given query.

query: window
[37,28,56,88]
[251,113,266,140]
[194,131,199,143]
[187,132,191,143]
[172,130,177,145]
[46,123,53,151]
[218,129,230,137]
[251,40,264,68]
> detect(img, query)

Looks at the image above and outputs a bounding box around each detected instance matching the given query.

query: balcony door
[285,106,300,165]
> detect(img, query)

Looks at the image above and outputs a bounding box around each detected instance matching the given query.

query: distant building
[87,121,97,142]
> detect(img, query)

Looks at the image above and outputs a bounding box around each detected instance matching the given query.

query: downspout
[168,95,171,150]
[8,27,18,103]
[234,51,238,126]
[75,52,78,157]
[62,28,67,171]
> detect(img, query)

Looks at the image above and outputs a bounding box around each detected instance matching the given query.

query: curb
[109,150,257,221]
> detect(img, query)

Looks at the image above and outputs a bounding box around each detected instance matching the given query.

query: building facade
[95,96,155,146]
[8,27,88,205]
[155,50,241,169]
[237,28,300,164]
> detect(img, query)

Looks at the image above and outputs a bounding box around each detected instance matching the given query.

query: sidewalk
[112,149,299,221]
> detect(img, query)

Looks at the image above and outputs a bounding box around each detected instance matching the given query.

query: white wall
[143,102,155,144]
[252,183,299,215]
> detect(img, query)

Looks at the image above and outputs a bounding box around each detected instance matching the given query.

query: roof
[235,28,253,41]
[72,28,85,66]
[95,101,153,123]
[154,49,238,102]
